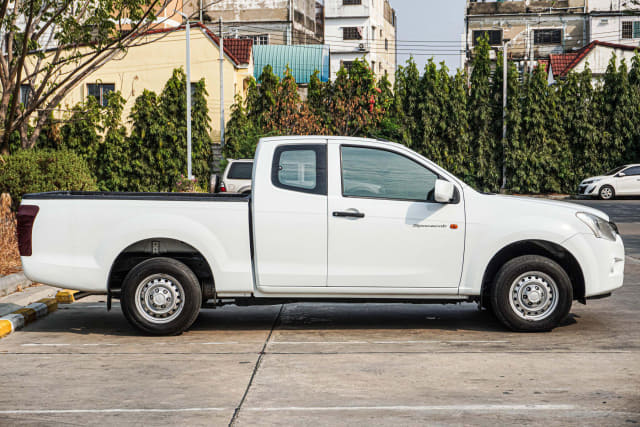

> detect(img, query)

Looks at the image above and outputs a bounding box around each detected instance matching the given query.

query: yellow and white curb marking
[0,298,58,339]
[55,289,79,304]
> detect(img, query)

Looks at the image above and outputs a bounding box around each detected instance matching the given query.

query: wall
[571,43,638,74]
[589,15,640,46]
[51,28,252,142]
[325,0,396,82]
[467,14,587,60]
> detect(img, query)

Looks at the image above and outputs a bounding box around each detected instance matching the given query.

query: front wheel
[490,255,572,332]
[599,185,615,200]
[121,257,202,335]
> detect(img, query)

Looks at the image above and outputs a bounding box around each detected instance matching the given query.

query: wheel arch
[480,239,585,308]
[107,238,216,301]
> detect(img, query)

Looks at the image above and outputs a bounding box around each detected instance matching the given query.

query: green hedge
[0,149,98,209]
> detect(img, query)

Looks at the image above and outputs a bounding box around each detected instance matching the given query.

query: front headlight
[582,179,601,185]
[576,212,618,241]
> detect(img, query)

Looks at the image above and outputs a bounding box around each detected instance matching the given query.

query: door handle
[333,210,365,218]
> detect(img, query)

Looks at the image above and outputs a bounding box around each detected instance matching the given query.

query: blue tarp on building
[252,45,330,84]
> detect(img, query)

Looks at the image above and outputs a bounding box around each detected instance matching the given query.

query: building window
[385,38,388,50]
[472,30,502,46]
[294,9,304,24]
[342,61,355,71]
[343,0,361,4]
[343,27,363,40]
[371,60,375,72]
[534,29,562,44]
[622,21,640,39]
[241,34,269,45]
[20,85,31,105]
[87,83,114,107]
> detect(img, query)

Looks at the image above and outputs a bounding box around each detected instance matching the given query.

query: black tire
[490,255,572,332]
[121,257,202,335]
[599,185,615,200]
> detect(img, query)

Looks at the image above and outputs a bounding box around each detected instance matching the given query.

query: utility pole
[178,12,193,180]
[501,38,510,191]
[219,17,225,150]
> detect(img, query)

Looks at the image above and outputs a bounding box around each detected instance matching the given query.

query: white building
[324,0,397,82]
[588,0,640,47]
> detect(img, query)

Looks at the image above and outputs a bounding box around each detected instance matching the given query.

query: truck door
[252,142,328,287]
[327,142,465,290]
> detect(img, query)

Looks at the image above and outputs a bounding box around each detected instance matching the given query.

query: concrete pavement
[0,260,638,426]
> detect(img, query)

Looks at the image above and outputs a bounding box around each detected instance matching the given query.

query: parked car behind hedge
[578,164,640,200]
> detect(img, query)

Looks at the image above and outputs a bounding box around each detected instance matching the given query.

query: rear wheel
[121,257,202,335]
[490,255,572,332]
[599,185,615,200]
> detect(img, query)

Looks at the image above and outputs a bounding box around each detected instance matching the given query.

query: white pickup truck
[17,136,625,335]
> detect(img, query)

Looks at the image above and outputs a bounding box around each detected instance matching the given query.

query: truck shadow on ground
[19,301,578,336]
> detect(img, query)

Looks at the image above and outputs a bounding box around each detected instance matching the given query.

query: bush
[0,149,98,209]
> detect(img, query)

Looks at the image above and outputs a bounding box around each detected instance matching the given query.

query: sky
[391,0,467,72]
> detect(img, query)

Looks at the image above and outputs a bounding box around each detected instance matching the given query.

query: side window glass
[341,146,438,201]
[279,150,316,189]
[271,145,327,195]
[624,166,640,176]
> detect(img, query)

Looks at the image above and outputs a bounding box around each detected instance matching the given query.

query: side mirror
[434,179,455,203]
[616,172,626,177]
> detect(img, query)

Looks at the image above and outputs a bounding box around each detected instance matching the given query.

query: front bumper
[577,183,599,196]
[562,232,625,298]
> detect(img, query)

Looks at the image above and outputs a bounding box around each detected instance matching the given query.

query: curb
[0,272,32,297]
[0,298,58,339]
[55,289,79,304]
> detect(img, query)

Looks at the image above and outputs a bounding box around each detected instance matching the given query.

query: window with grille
[342,61,354,71]
[534,29,562,44]
[240,34,269,45]
[343,0,361,4]
[20,85,30,105]
[343,27,362,40]
[472,30,502,46]
[622,21,640,38]
[87,83,115,107]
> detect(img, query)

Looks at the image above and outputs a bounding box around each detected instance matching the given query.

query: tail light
[219,182,226,192]
[16,205,39,256]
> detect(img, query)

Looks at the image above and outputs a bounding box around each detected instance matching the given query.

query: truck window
[228,162,253,179]
[341,146,437,201]
[271,145,327,195]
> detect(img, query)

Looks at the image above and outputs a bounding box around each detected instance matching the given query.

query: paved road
[1,199,638,426]
[0,261,638,426]
[566,199,640,258]
[568,198,640,223]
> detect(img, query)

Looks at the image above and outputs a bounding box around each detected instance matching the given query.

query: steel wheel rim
[134,274,185,324]
[509,272,559,321]
[601,187,612,199]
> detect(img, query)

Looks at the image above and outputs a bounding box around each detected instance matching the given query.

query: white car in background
[578,164,640,200]
[220,159,253,194]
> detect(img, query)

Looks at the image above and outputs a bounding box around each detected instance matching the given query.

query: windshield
[227,162,253,180]
[605,165,627,176]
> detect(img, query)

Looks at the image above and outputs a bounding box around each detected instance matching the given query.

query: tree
[468,35,500,191]
[95,91,129,191]
[598,55,630,171]
[263,67,323,135]
[0,0,175,155]
[127,89,164,192]
[159,68,213,189]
